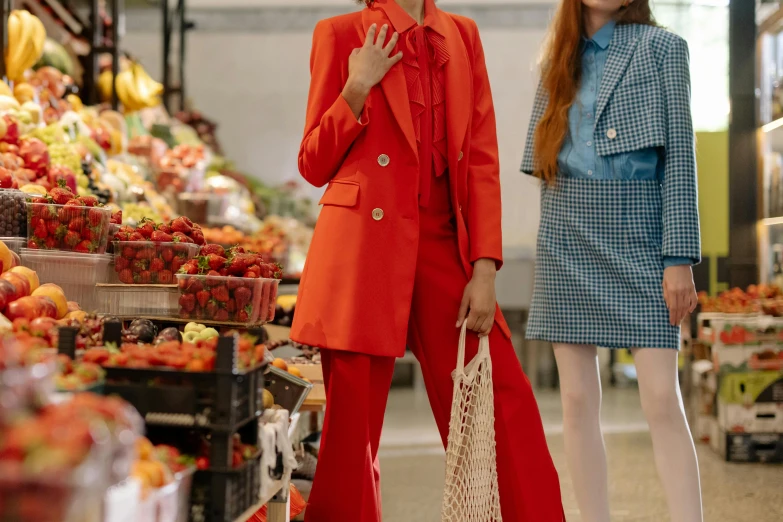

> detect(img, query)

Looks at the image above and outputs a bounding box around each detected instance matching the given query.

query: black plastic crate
[189,453,262,522]
[102,336,265,430]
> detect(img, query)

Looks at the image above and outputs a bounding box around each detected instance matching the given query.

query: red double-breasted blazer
[290,3,510,357]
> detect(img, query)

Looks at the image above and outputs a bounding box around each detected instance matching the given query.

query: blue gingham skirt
[526,177,680,350]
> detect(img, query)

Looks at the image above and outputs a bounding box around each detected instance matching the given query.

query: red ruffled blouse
[378,0,449,209]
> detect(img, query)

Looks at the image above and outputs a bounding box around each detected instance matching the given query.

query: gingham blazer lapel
[595,24,641,123]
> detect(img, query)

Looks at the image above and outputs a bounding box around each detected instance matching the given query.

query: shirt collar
[585,20,615,50]
[375,0,444,35]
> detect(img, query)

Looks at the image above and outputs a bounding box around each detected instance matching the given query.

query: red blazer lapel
[361,7,418,159]
[438,11,471,173]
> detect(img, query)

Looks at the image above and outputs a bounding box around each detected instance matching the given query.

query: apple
[6,296,45,321]
[17,138,49,179]
[1,272,30,301]
[0,114,19,145]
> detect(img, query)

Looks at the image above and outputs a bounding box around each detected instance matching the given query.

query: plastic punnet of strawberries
[112,217,204,284]
[176,245,281,325]
[25,181,111,253]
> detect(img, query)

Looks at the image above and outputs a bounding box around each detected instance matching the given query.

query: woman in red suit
[291,1,563,520]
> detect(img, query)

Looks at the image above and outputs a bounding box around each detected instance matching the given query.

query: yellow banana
[6,12,25,81]
[130,63,160,108]
[10,11,37,81]
[133,63,164,99]
[116,70,145,112]
[98,69,114,101]
[26,14,46,71]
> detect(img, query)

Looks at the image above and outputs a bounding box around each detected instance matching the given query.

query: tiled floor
[377,387,783,522]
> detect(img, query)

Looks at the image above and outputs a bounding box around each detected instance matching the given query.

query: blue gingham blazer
[521,23,701,263]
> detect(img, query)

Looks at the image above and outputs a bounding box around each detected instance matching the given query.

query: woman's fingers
[375,25,389,47]
[383,32,399,55]
[364,24,377,47]
[478,316,494,337]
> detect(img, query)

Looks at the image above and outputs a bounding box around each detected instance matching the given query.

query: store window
[654,0,729,132]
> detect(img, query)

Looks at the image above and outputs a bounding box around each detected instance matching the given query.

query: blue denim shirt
[559,21,689,268]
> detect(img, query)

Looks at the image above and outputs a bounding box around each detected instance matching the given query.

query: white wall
[124,1,552,248]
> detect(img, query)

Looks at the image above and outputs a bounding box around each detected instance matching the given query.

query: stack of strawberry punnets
[112,217,202,284]
[26,182,114,253]
[176,245,281,325]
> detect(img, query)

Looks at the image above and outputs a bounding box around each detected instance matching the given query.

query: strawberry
[87,208,106,227]
[243,270,260,279]
[179,293,196,312]
[211,285,229,302]
[157,270,174,284]
[45,237,57,249]
[235,286,252,310]
[184,277,203,293]
[227,278,244,290]
[171,217,192,234]
[200,244,225,257]
[74,240,93,253]
[191,230,205,245]
[132,259,149,272]
[219,268,229,276]
[236,308,250,323]
[151,230,173,243]
[129,232,145,241]
[64,230,81,247]
[171,257,185,273]
[110,210,122,224]
[33,219,48,239]
[226,299,236,313]
[205,269,222,286]
[137,270,152,284]
[115,257,130,271]
[27,239,39,249]
[173,231,194,244]
[179,260,199,275]
[118,268,134,284]
[82,227,99,242]
[68,217,85,231]
[149,258,165,273]
[215,309,230,322]
[205,300,219,318]
[137,219,155,239]
[205,254,226,271]
[64,198,82,206]
[161,247,174,263]
[157,223,172,234]
[136,247,155,260]
[46,218,60,236]
[196,290,210,308]
[50,185,75,205]
[80,196,98,207]
[122,246,137,259]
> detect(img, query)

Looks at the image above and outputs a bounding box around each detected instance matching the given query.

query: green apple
[198,328,219,340]
[184,322,206,334]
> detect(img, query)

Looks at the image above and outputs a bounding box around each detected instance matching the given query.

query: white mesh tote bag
[441,323,503,522]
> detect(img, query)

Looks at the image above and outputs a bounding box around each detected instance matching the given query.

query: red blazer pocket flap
[319,181,360,208]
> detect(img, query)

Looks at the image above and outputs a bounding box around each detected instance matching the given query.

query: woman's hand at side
[457,259,497,337]
[663,265,697,326]
[342,24,402,118]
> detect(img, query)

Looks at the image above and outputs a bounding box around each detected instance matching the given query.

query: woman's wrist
[342,78,370,119]
[473,258,497,280]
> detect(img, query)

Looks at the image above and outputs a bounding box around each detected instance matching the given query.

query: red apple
[1,272,30,301]
[0,166,12,188]
[5,296,45,320]
[0,279,14,310]
[34,297,58,319]
[0,115,19,145]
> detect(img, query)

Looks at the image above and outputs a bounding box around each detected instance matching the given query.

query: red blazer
[290,3,510,357]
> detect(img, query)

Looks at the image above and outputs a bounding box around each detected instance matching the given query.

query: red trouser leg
[304,349,395,522]
[406,209,564,522]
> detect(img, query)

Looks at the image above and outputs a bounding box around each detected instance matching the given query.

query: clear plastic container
[0,236,25,254]
[0,189,27,238]
[95,283,179,317]
[175,274,279,325]
[20,249,112,311]
[26,202,111,254]
[113,241,200,284]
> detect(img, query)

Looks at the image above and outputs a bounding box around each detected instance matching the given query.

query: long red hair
[534,0,656,184]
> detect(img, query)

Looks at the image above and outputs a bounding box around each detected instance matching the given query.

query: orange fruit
[288,367,302,378]
[271,358,288,371]
[136,437,154,461]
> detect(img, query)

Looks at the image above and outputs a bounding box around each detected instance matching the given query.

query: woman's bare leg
[553,343,610,522]
[633,348,703,522]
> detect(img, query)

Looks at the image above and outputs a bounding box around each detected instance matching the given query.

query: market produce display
[98,61,163,112]
[698,284,783,315]
[54,354,105,391]
[4,9,46,82]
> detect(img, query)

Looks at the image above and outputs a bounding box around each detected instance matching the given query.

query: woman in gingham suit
[522,1,704,521]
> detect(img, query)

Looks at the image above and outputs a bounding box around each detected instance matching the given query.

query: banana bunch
[98,62,163,113]
[5,10,46,82]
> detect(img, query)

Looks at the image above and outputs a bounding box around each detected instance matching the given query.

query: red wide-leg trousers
[304,207,563,522]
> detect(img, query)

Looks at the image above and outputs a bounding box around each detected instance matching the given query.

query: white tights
[553,344,703,522]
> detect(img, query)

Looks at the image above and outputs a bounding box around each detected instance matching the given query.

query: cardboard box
[718,400,783,433]
[714,431,783,463]
[289,363,324,404]
[718,371,783,405]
